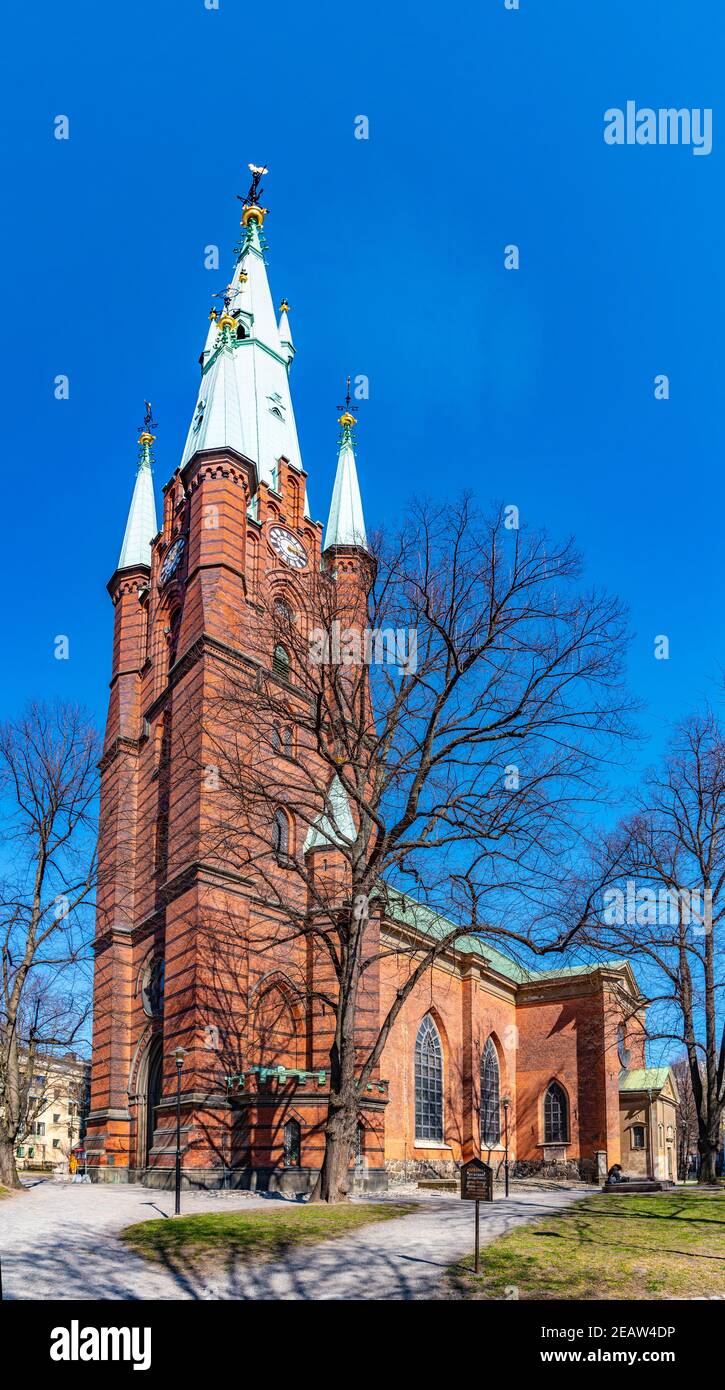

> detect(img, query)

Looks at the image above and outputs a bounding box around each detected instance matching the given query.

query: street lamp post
[174,1047,186,1216]
[503,1096,510,1197]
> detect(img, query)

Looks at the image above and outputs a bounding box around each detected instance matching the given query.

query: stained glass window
[544,1082,568,1143]
[480,1037,501,1146]
[415,1015,444,1142]
[284,1118,301,1168]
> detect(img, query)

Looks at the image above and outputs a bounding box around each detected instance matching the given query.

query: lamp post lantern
[174,1047,186,1216]
[503,1096,510,1197]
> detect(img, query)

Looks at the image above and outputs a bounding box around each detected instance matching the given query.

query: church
[86,173,678,1192]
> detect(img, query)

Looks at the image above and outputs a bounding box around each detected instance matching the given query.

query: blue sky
[2,0,724,776]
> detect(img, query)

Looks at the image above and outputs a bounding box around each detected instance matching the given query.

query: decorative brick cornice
[99,735,142,772]
[107,567,150,601]
[181,447,256,496]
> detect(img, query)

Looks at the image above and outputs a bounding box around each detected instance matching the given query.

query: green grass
[121,1200,416,1266]
[449,1193,725,1300]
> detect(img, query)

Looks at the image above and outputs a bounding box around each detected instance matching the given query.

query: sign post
[460,1158,494,1275]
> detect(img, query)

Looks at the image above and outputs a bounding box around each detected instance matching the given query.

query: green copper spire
[324,382,368,551]
[118,404,159,570]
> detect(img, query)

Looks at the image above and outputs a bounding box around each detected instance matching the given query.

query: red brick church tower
[86,170,381,1189]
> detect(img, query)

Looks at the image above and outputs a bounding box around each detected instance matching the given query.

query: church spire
[180,165,305,491]
[117,404,159,570]
[324,382,368,552]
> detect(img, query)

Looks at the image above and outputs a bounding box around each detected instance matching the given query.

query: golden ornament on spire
[279,298,290,314]
[337,376,358,430]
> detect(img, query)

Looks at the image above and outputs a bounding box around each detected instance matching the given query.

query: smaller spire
[304,775,356,853]
[324,380,368,552]
[278,298,295,368]
[118,403,159,570]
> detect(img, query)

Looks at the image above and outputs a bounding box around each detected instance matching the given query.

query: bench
[602,1179,675,1194]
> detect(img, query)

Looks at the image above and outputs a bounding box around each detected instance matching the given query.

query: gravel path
[0,1178,586,1301]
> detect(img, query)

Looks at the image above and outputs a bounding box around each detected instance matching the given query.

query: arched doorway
[143,1037,163,1167]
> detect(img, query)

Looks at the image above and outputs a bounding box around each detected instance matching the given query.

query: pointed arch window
[480,1037,501,1146]
[273,644,290,679]
[415,1015,444,1143]
[272,808,290,861]
[283,1118,301,1168]
[544,1082,568,1144]
[272,724,293,756]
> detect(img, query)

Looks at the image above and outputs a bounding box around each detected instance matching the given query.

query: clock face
[268,525,308,570]
[158,536,186,589]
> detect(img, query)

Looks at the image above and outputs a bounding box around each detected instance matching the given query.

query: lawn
[449,1192,725,1300]
[121,1200,416,1266]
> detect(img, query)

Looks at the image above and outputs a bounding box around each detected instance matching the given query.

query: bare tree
[583,712,725,1184]
[0,703,98,1188]
[186,501,634,1201]
[671,1055,700,1179]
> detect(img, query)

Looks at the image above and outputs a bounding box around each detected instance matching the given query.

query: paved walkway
[0,1179,586,1301]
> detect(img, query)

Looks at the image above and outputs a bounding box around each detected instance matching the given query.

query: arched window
[273,643,290,679]
[271,724,293,756]
[480,1037,500,1146]
[415,1015,444,1143]
[167,607,182,670]
[544,1082,568,1144]
[284,1118,301,1168]
[272,808,290,860]
[236,323,247,340]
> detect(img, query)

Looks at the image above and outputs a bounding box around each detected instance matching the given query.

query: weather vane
[237,162,269,210]
[139,400,158,434]
[337,376,358,418]
[212,282,235,311]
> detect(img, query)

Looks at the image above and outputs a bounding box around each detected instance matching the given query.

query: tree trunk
[310,1088,357,1203]
[0,1134,21,1189]
[309,1009,358,1203]
[698,1140,720,1185]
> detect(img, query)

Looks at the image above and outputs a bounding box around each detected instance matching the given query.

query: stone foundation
[88,1164,388,1194]
[386,1158,459,1184]
[513,1156,597,1183]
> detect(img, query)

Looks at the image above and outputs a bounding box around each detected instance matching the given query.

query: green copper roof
[382,888,632,988]
[180,217,306,499]
[324,420,368,552]
[619,1068,671,1093]
[303,775,356,853]
[118,437,158,570]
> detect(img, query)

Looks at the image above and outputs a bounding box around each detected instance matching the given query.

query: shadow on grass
[119,1200,420,1299]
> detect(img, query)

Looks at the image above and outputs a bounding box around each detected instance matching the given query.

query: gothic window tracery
[284,1118,301,1168]
[480,1036,501,1146]
[543,1081,568,1144]
[415,1015,444,1143]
